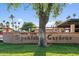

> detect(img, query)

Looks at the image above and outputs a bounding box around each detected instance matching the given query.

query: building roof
[57,18,79,27]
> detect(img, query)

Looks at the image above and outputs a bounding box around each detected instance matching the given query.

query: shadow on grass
[34,47,46,56]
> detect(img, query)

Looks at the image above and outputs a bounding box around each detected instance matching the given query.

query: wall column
[70,24,75,32]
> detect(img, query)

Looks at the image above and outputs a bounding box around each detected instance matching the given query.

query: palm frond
[7,3,20,11]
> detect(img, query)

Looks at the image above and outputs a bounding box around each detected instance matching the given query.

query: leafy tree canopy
[21,22,36,32]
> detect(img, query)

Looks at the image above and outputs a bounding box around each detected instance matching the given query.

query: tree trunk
[38,19,47,47]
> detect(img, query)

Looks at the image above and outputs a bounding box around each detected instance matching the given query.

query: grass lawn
[0,43,79,56]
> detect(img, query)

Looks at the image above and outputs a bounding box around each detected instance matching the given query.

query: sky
[0,3,79,27]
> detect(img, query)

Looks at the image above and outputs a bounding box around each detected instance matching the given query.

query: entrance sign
[3,32,79,44]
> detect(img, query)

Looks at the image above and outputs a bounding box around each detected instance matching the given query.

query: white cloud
[46,20,55,27]
[18,18,24,23]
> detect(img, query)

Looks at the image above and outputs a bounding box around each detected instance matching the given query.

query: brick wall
[3,32,79,44]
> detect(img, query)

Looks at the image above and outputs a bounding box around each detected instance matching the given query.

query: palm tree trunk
[11,17,14,30]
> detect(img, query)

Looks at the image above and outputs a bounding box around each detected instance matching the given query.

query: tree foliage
[66,16,71,19]
[8,3,20,10]
[32,3,65,17]
[21,22,36,32]
[7,3,66,47]
[55,20,62,26]
[73,13,76,18]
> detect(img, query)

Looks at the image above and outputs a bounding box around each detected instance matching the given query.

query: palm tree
[18,22,20,31]
[3,20,5,23]
[73,13,76,18]
[6,21,10,32]
[3,20,6,28]
[8,3,66,47]
[9,14,15,29]
[55,20,62,26]
[18,22,20,25]
[14,22,16,24]
[6,21,9,28]
[15,25,17,30]
[66,16,71,19]
[3,20,5,25]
